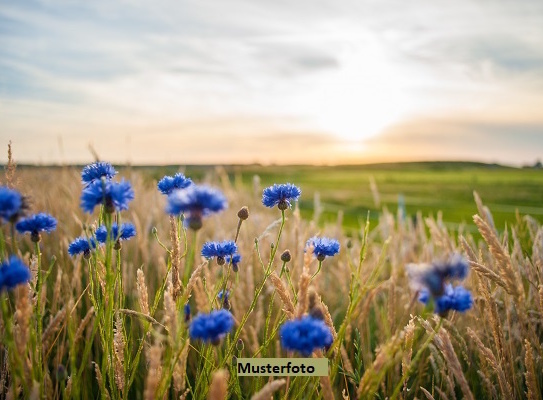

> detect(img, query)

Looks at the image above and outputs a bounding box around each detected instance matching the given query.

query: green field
[139,161,543,232]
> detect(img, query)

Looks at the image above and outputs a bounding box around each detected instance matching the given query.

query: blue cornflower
[184,303,191,322]
[419,284,473,316]
[201,241,237,265]
[81,162,117,185]
[306,236,340,262]
[189,309,234,344]
[226,253,241,272]
[262,183,301,210]
[280,316,333,356]
[68,237,97,258]
[80,179,134,214]
[95,222,136,244]
[407,254,469,297]
[157,173,193,195]
[0,256,31,291]
[16,213,57,242]
[0,186,26,223]
[166,185,227,230]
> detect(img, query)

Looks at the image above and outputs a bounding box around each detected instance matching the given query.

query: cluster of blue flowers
[189,309,234,344]
[280,315,333,356]
[201,240,237,265]
[418,283,473,314]
[95,222,136,244]
[0,186,54,291]
[69,162,137,257]
[407,254,473,316]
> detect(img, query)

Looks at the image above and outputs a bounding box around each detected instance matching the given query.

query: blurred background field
[20,161,543,232]
[132,161,543,232]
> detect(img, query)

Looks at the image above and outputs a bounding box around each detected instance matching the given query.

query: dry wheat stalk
[434,328,474,400]
[144,343,162,400]
[473,215,524,303]
[13,284,31,357]
[185,261,206,298]
[420,386,436,400]
[164,280,177,339]
[113,315,125,392]
[295,249,312,318]
[94,362,111,400]
[42,302,70,357]
[269,272,294,318]
[207,369,229,400]
[357,332,404,397]
[74,306,94,345]
[173,339,190,393]
[467,328,513,399]
[136,268,150,316]
[251,379,286,400]
[170,216,182,300]
[524,340,540,400]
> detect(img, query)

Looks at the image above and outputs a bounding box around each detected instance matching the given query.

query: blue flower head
[184,303,191,322]
[0,186,27,223]
[407,254,469,297]
[226,253,241,272]
[166,185,227,230]
[81,162,117,185]
[95,222,136,244]
[68,237,97,258]
[201,241,237,265]
[157,173,193,195]
[306,236,340,261]
[80,179,134,214]
[262,183,301,210]
[0,256,31,291]
[280,316,333,356]
[16,213,57,242]
[189,309,234,344]
[419,284,473,316]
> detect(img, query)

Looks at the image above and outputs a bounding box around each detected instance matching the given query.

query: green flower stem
[389,318,444,400]
[310,260,323,281]
[34,241,44,392]
[221,210,285,366]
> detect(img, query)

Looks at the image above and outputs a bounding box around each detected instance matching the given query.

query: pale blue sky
[1,0,542,165]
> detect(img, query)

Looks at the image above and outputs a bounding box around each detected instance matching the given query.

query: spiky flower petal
[262,183,301,209]
[157,173,193,195]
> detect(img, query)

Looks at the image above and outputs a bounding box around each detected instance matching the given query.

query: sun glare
[303,36,415,143]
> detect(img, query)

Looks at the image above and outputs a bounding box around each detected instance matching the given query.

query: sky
[1,0,542,165]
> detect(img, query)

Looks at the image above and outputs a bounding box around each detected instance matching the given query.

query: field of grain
[1,161,542,399]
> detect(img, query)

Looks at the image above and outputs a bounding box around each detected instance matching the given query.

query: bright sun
[298,35,416,143]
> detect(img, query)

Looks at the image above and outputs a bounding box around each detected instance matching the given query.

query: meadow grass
[0,160,542,399]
